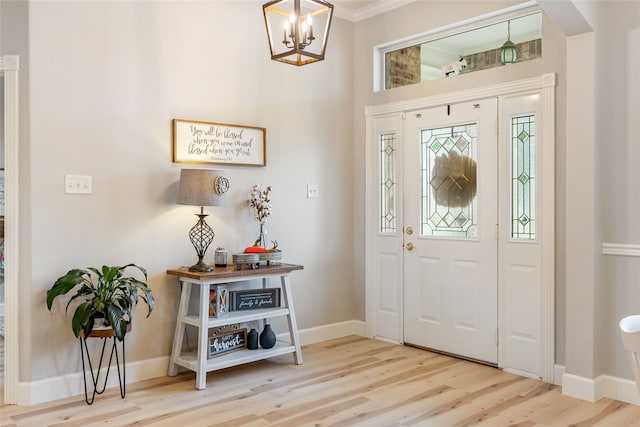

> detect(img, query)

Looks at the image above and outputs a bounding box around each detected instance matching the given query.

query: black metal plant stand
[79,331,126,405]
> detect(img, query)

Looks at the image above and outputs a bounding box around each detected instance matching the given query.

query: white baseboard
[18,356,169,405]
[562,372,605,402]
[561,368,640,405]
[603,375,640,405]
[17,320,366,406]
[554,364,565,385]
[286,319,366,346]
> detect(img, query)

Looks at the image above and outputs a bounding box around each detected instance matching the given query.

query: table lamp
[177,169,229,272]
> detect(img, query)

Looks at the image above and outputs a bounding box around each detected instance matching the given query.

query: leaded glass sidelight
[421,124,478,237]
[380,133,397,233]
[511,115,536,239]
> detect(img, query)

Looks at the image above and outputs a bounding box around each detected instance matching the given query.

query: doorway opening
[365,73,556,382]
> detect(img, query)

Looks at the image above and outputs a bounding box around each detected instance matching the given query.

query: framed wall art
[173,119,266,166]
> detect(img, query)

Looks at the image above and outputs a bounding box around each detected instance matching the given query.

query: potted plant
[46,264,154,341]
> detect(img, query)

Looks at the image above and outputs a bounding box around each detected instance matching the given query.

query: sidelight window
[511,115,536,239]
[380,133,397,233]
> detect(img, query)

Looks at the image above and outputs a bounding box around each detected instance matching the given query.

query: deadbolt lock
[406,226,414,235]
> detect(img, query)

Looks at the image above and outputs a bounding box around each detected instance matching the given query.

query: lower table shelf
[173,341,296,372]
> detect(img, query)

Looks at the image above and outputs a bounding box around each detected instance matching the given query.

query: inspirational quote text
[174,120,265,166]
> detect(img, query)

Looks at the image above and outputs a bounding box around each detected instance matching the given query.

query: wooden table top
[167,263,303,281]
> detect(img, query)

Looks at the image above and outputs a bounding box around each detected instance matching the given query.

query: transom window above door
[381,10,542,90]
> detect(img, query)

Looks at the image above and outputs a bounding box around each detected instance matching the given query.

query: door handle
[406,226,414,235]
[405,242,414,251]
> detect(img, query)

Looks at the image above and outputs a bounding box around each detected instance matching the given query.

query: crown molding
[333,0,416,22]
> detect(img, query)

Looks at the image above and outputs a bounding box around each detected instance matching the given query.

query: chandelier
[263,0,334,66]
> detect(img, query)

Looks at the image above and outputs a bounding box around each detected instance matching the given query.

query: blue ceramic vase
[247,328,259,350]
[259,324,276,349]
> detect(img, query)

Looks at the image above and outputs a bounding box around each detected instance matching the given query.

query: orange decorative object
[244,246,267,253]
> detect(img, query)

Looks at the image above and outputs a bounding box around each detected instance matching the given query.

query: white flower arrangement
[249,184,272,225]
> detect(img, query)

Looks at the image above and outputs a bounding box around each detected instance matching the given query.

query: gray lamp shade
[177,169,226,207]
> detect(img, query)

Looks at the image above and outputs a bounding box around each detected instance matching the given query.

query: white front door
[403,99,498,364]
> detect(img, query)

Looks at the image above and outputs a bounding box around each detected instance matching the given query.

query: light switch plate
[307,184,319,199]
[65,175,93,194]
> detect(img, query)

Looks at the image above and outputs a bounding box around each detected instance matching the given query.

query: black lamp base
[188,259,213,272]
[187,210,215,273]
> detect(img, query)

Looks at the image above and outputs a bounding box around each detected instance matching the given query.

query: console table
[167,263,304,389]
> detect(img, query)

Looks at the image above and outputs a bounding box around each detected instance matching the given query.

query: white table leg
[168,281,192,376]
[281,275,303,364]
[196,283,210,389]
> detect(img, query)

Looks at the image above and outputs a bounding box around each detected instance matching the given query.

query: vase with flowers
[246,185,282,264]
[249,184,272,248]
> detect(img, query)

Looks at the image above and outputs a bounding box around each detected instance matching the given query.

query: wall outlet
[65,175,92,194]
[307,184,319,199]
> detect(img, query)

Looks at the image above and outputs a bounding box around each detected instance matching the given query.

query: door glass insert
[421,123,478,237]
[380,132,397,233]
[511,115,536,239]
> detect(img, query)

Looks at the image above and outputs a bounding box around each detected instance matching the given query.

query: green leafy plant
[46,264,154,341]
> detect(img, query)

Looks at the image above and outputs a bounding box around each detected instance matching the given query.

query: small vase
[256,223,267,248]
[259,324,276,349]
[247,328,259,350]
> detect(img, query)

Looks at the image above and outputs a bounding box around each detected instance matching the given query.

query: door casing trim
[1,55,20,404]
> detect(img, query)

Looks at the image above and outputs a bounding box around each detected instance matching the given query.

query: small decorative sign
[208,328,247,358]
[173,119,266,166]
[230,288,281,311]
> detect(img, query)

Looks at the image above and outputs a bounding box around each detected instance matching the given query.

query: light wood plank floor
[2,336,640,426]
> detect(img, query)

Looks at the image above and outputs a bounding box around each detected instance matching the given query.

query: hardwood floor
[2,336,640,426]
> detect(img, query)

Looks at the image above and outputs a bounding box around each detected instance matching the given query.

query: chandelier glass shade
[263,0,334,66]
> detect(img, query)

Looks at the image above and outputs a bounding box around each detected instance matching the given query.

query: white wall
[7,0,356,383]
[564,30,599,379]
[599,1,640,379]
[559,1,640,399]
